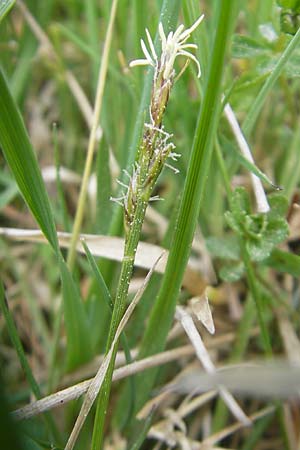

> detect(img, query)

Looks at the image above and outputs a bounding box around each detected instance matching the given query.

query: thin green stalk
[215,137,232,200]
[135,0,238,411]
[67,0,118,270]
[91,199,148,450]
[241,240,272,356]
[242,25,300,138]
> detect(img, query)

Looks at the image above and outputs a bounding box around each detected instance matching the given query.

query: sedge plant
[91,14,205,448]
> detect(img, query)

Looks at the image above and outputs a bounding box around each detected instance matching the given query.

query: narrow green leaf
[224,138,279,188]
[242,26,300,137]
[58,257,93,370]
[127,411,155,450]
[0,70,59,253]
[0,282,42,400]
[136,1,238,410]
[81,239,113,309]
[0,0,15,22]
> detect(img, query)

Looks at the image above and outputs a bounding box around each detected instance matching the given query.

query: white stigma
[130,14,204,79]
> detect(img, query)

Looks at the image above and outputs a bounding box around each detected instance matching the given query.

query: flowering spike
[130,15,204,82]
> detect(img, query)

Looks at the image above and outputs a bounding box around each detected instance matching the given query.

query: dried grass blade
[0,228,206,295]
[175,306,251,426]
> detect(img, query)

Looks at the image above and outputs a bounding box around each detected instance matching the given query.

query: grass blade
[0,70,59,253]
[136,0,238,409]
[242,26,300,138]
[0,0,15,22]
[58,257,93,371]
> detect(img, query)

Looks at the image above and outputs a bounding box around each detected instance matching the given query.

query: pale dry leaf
[175,306,251,426]
[170,362,300,399]
[190,293,215,335]
[0,227,206,295]
[42,166,82,184]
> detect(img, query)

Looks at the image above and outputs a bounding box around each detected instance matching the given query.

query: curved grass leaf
[0,70,59,253]
[0,71,93,371]
[0,0,15,22]
[242,25,300,137]
[59,256,93,370]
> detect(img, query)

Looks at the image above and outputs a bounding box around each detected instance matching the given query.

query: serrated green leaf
[244,213,268,240]
[231,187,251,218]
[59,257,93,370]
[265,216,289,245]
[0,70,59,253]
[232,34,270,59]
[268,193,289,217]
[247,238,273,261]
[0,0,15,22]
[219,261,245,282]
[247,216,289,262]
[224,210,243,235]
[206,235,240,260]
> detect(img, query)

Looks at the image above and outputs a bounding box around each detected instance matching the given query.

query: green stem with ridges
[91,194,148,449]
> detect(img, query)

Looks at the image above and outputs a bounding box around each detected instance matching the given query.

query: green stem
[91,197,147,449]
[241,240,272,356]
